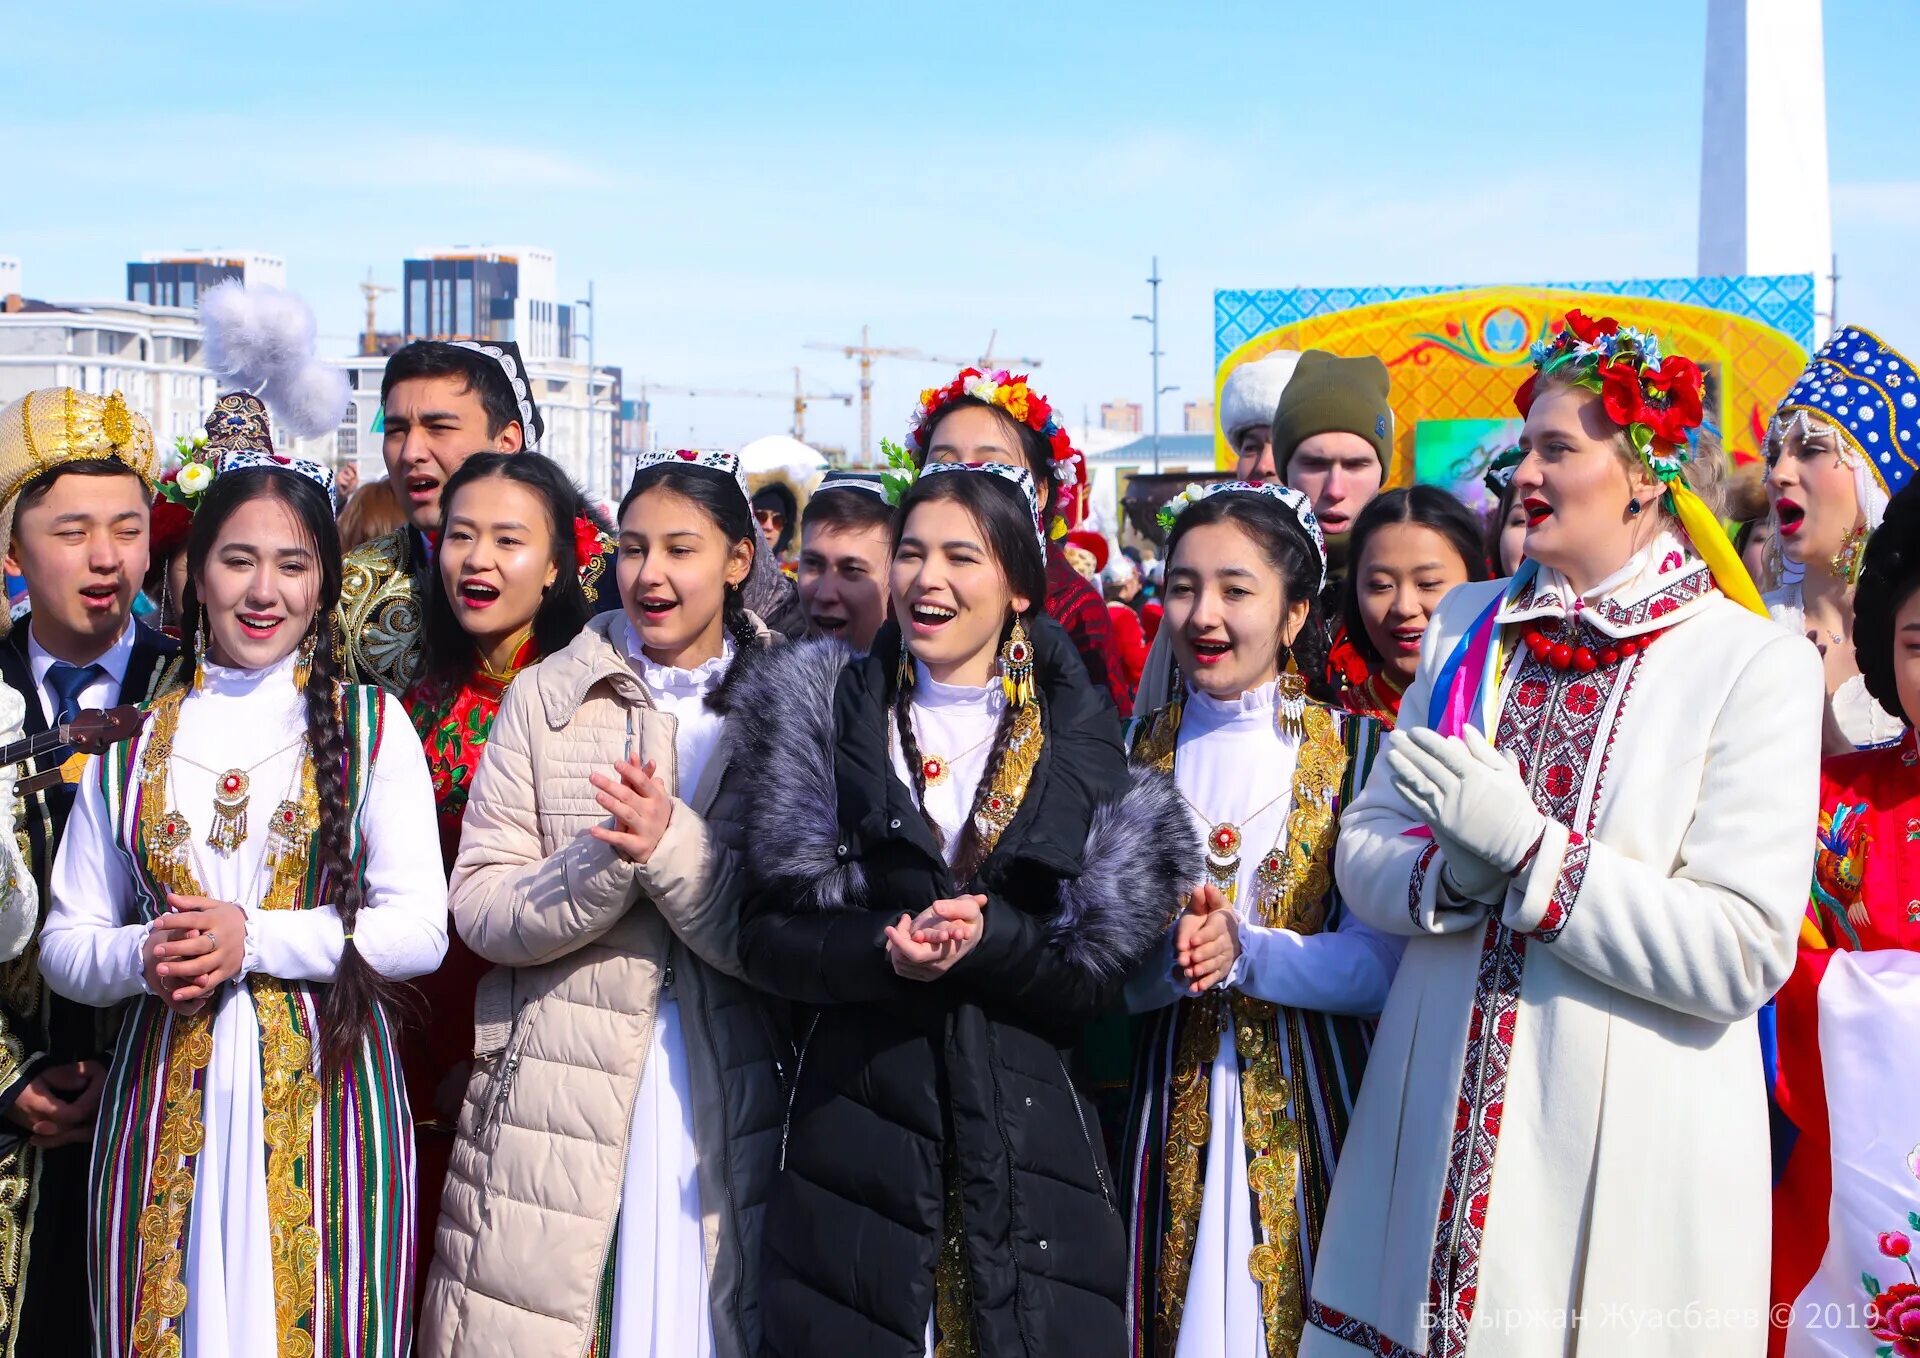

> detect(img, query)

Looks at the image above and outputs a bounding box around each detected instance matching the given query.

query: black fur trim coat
[728,616,1198,1358]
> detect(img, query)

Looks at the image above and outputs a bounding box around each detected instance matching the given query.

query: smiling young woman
[43,455,448,1358]
[1301,311,1822,1358]
[911,368,1134,714]
[1336,486,1487,729]
[1121,481,1402,1358]
[418,447,782,1358]
[398,450,600,1313]
[728,459,1197,1358]
[1762,326,1919,751]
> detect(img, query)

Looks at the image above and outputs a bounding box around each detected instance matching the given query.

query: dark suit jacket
[0,615,183,1104]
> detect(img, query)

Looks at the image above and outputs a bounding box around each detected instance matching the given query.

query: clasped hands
[1385,726,1546,903]
[589,758,673,864]
[1172,883,1241,995]
[141,891,248,1016]
[885,895,988,981]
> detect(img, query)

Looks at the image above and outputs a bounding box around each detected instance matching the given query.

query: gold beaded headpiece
[0,387,159,634]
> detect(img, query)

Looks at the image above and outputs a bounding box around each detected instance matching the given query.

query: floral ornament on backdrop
[908,367,1085,531]
[1515,309,1705,483]
[151,432,217,559]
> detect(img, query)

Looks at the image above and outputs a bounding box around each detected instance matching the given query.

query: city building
[1182,400,1215,434]
[0,292,226,450]
[128,250,286,308]
[1100,400,1143,432]
[402,246,573,362]
[0,249,624,499]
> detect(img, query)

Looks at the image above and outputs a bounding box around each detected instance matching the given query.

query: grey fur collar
[1051,765,1197,981]
[728,637,868,914]
[730,638,1199,982]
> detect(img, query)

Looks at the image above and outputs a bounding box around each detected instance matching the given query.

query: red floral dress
[1330,628,1409,729]
[399,634,540,1293]
[1772,729,1920,1356]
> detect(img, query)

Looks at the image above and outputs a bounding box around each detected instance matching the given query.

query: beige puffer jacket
[419,613,781,1358]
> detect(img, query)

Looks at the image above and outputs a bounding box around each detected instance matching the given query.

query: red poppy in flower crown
[1564,309,1619,343]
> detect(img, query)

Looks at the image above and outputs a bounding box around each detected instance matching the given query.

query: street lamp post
[1130,255,1165,473]
[575,281,605,494]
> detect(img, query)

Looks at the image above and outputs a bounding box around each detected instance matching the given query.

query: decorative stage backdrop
[1213,276,1816,516]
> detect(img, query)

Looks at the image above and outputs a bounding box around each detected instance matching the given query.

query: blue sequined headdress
[1773,325,1918,500]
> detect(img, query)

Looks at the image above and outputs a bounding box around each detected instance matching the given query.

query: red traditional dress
[1772,728,1920,1358]
[1330,629,1409,730]
[400,633,539,1296]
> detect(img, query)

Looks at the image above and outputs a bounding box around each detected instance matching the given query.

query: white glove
[1386,726,1547,876]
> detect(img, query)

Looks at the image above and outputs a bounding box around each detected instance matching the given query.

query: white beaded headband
[1158,480,1327,590]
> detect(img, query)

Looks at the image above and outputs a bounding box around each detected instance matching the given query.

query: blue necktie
[45,660,104,728]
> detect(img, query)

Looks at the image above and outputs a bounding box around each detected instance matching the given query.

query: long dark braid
[707,581,760,714]
[948,665,1026,886]
[304,632,400,1076]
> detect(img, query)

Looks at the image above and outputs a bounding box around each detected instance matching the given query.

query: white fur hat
[1218,350,1302,443]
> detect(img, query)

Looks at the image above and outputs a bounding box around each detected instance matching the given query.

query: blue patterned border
[1215,274,1816,363]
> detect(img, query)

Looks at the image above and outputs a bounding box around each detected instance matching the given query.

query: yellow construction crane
[634,370,851,449]
[358,269,396,356]
[805,327,1043,462]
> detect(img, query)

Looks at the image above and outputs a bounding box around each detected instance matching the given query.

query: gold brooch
[102,391,134,447]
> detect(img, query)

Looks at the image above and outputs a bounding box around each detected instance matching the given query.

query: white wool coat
[1303,557,1823,1358]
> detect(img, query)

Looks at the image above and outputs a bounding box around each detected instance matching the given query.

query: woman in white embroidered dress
[42,456,448,1358]
[1123,482,1403,1358]
[1302,312,1824,1358]
[419,448,780,1358]
[1762,325,1917,751]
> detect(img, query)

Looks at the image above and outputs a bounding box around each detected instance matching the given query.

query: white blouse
[610,621,733,1358]
[40,651,447,1358]
[888,659,1005,866]
[1765,581,1905,749]
[622,619,733,798]
[1128,680,1404,1014]
[42,652,449,1001]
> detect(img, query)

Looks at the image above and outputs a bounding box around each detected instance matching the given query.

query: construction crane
[633,370,850,449]
[358,269,396,356]
[806,326,1043,462]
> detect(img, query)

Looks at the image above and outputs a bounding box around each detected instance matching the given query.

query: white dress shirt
[27,615,136,725]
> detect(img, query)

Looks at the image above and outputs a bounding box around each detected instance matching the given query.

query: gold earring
[1275,649,1308,741]
[1832,522,1867,583]
[192,609,208,691]
[294,630,317,688]
[1000,616,1035,708]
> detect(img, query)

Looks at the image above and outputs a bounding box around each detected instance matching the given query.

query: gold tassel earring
[294,629,317,688]
[1000,617,1035,709]
[1275,649,1308,741]
[896,634,915,696]
[192,608,208,692]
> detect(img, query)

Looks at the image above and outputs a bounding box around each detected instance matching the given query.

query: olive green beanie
[1271,349,1393,475]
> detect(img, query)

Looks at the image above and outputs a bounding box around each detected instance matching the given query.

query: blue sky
[4,0,1915,456]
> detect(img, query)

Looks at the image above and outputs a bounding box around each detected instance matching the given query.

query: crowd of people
[0,294,1913,1358]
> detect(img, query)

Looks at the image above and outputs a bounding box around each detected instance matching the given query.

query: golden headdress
[0,387,159,634]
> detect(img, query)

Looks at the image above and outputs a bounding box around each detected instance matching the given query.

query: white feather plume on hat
[197,281,348,439]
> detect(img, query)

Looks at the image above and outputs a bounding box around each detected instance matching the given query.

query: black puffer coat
[729,618,1198,1358]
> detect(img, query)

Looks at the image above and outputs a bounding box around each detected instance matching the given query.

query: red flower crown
[1515,310,1705,482]
[908,368,1082,503]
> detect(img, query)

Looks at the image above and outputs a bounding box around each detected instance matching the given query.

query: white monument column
[1698,0,1834,341]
